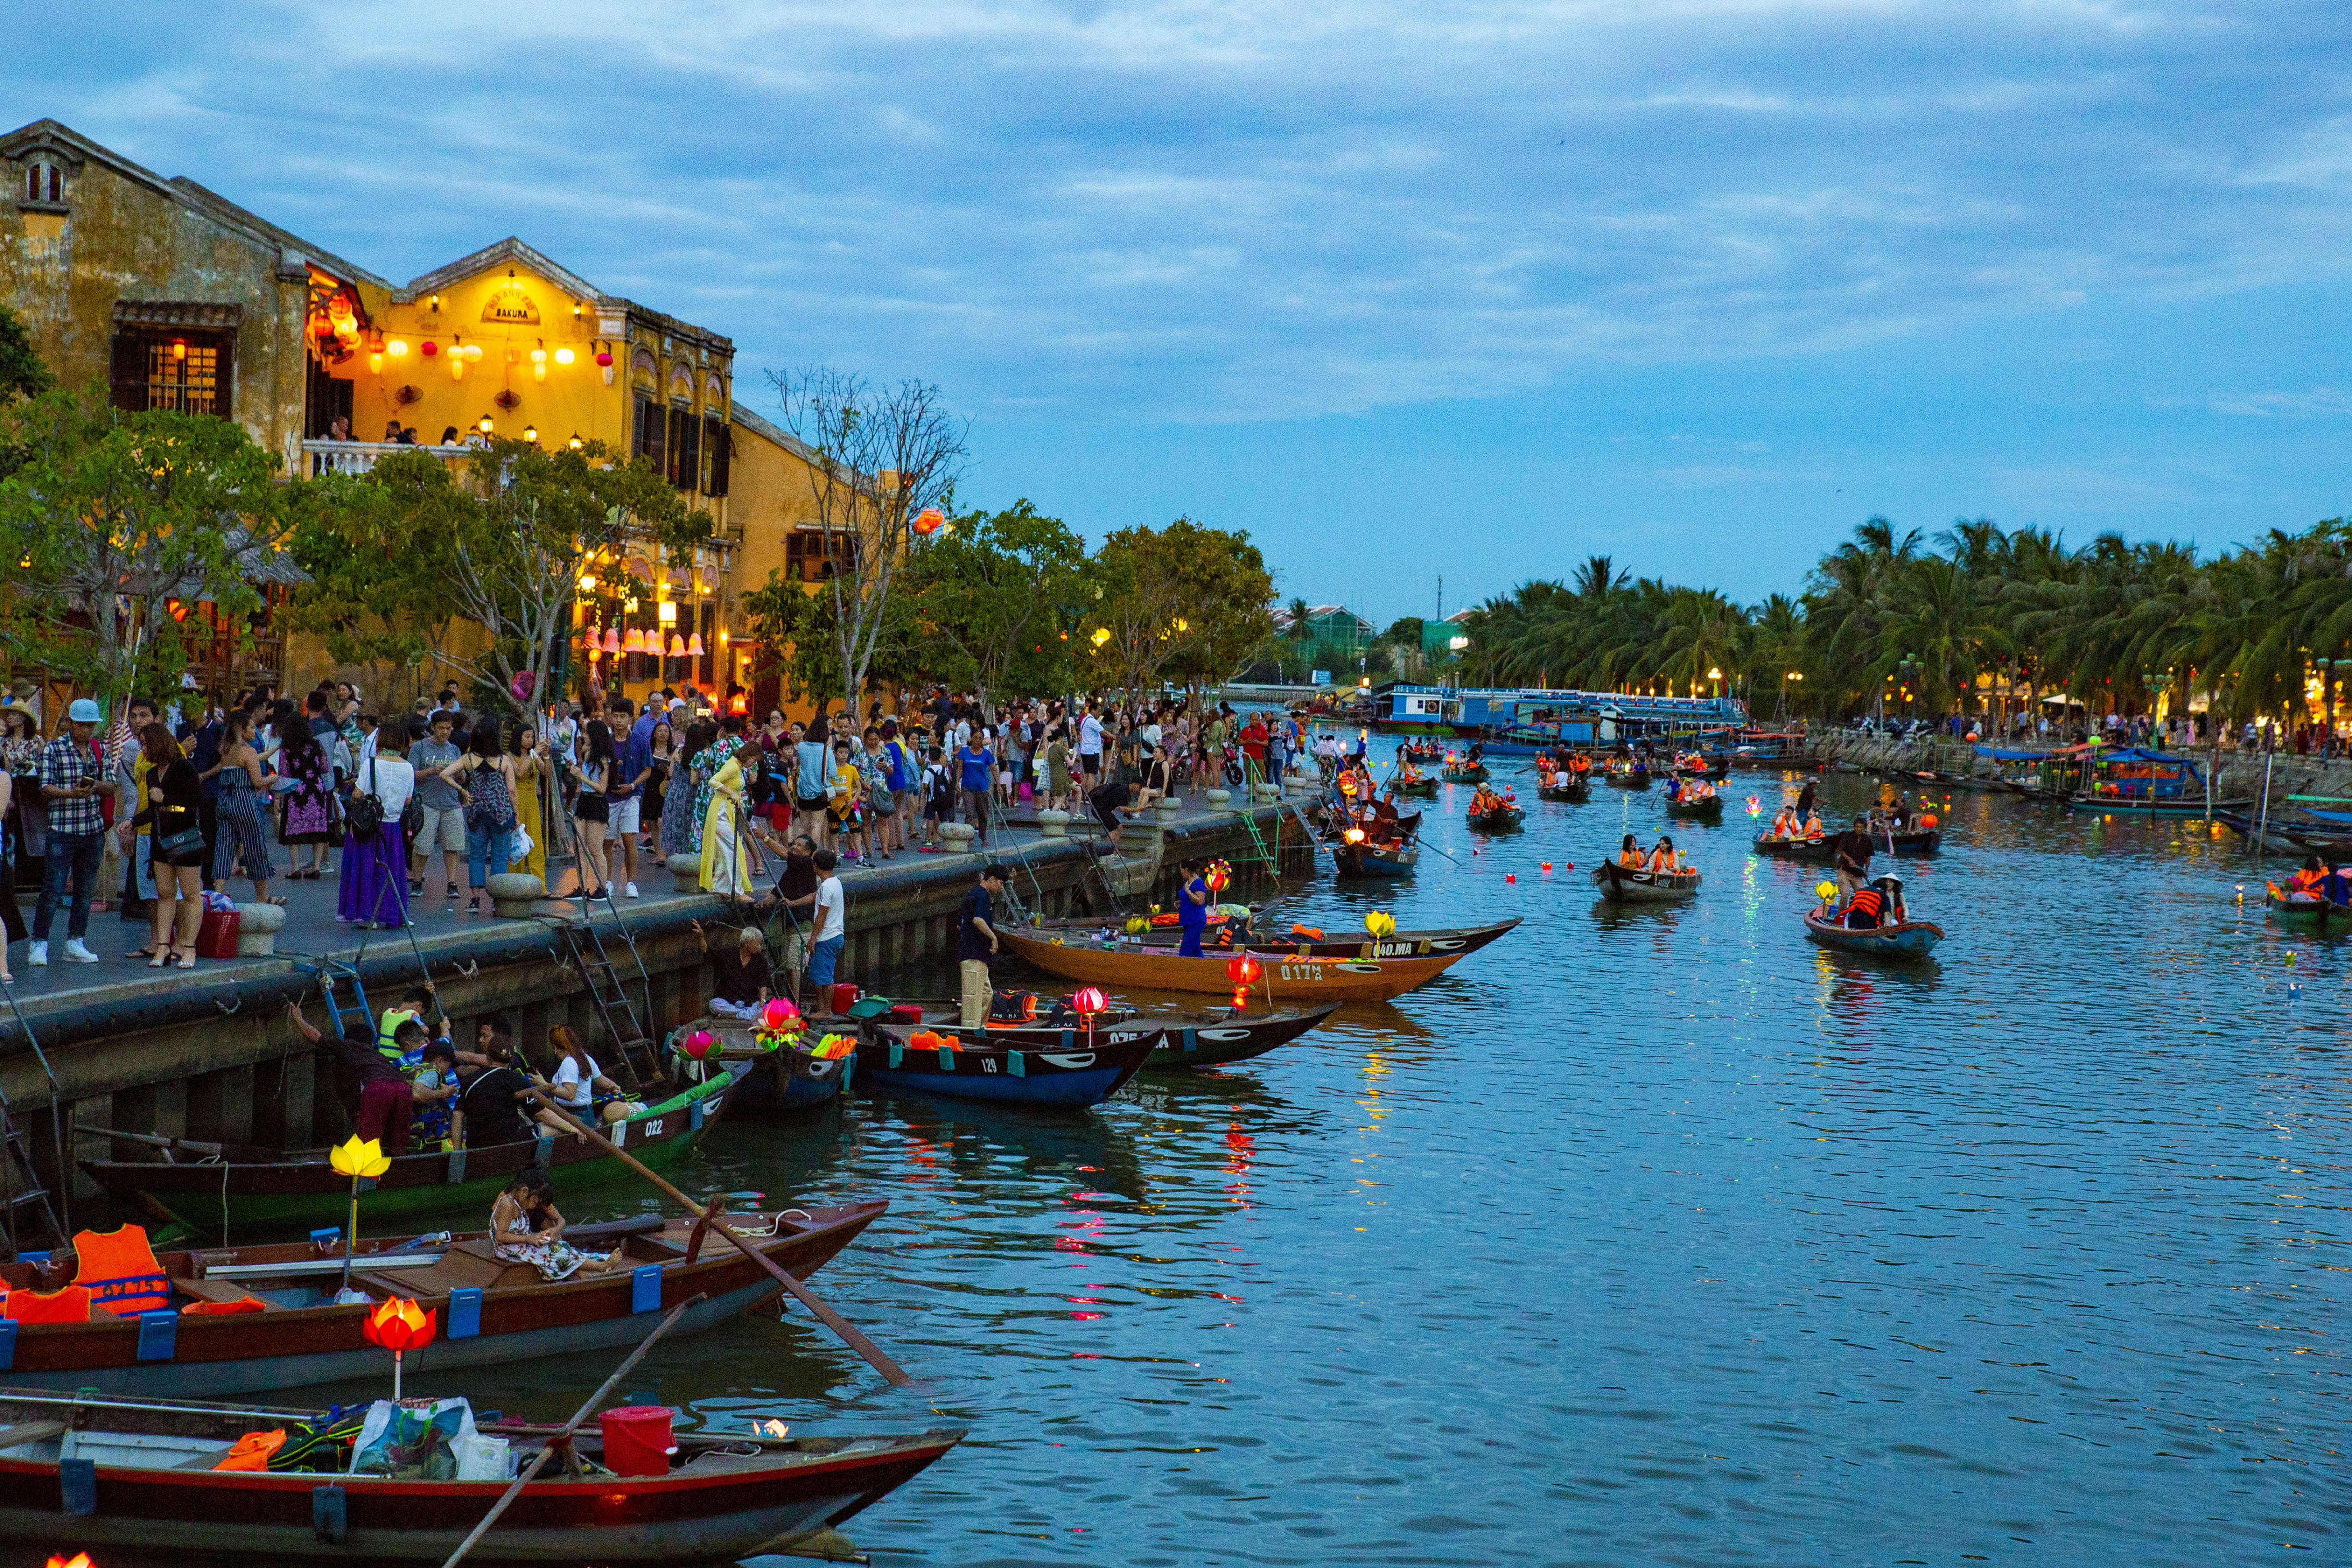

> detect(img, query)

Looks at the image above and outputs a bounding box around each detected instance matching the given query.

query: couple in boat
[1617,834,1685,875]
[1835,873,1910,929]
[1764,804,1825,841]
[1665,775,1717,803]
[2282,856,2352,908]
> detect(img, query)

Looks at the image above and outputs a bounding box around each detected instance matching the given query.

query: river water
[457,770,2350,1565]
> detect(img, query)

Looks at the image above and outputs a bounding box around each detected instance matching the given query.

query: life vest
[989,989,1039,1024]
[1845,888,1887,928]
[1289,924,1325,940]
[1618,850,1645,868]
[73,1225,172,1317]
[2,1284,93,1322]
[2291,869,2325,893]
[212,1429,287,1471]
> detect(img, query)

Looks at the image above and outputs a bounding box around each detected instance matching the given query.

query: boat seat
[361,1240,541,1297]
[0,1420,66,1453]
[174,1276,267,1309]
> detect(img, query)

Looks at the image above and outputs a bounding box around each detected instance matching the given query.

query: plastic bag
[508,820,534,867]
[350,1397,477,1479]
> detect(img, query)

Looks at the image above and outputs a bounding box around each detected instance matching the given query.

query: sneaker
[624,882,640,898]
[27,942,45,966]
[63,939,99,964]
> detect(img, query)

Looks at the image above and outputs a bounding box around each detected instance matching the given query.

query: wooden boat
[1802,907,1945,959]
[0,1385,961,1566]
[1323,808,1421,843]
[999,920,1513,1001]
[1674,753,1730,781]
[1592,861,1700,902]
[1750,829,1941,860]
[714,1043,852,1115]
[0,1205,880,1398]
[1536,777,1590,803]
[1465,803,1524,832]
[81,1072,735,1238]
[1334,838,1419,877]
[852,1022,1157,1106]
[2265,884,2352,925]
[852,998,1338,1071]
[1440,763,1488,784]
[1603,765,1652,790]
[1385,774,1438,798]
[1031,914,1520,964]
[1662,791,1724,822]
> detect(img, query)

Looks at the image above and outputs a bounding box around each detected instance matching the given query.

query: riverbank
[1802,730,2352,808]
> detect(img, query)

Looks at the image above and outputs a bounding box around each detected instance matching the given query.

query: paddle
[438,1291,706,1568]
[524,1092,912,1387]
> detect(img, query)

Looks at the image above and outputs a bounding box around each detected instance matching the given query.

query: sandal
[174,946,195,969]
[127,947,157,962]
[146,948,168,968]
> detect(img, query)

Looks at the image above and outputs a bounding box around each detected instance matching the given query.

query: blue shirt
[958,745,994,792]
[613,713,654,802]
[1178,876,1209,929]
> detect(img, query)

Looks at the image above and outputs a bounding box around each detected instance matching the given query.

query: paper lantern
[1815,881,1837,901]
[686,632,704,657]
[1072,986,1107,1016]
[362,1297,437,1354]
[913,507,946,535]
[1224,953,1262,986]
[1365,911,1395,937]
[419,339,438,358]
[1344,826,1366,844]
[669,634,688,657]
[329,1136,391,1180]
[760,997,800,1032]
[681,1027,715,1061]
[47,1552,93,1568]
[595,349,614,366]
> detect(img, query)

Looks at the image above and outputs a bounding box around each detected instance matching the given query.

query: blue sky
[16,1,2352,624]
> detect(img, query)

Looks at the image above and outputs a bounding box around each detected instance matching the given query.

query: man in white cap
[32,697,109,964]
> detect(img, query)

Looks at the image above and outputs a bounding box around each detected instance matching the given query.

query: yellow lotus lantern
[1365,911,1396,938]
[329,1136,391,1296]
[1815,880,1838,903]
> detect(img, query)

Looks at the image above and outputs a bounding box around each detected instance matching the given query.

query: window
[24,160,60,205]
[667,405,700,491]
[703,416,730,497]
[109,328,234,416]
[633,393,665,472]
[785,529,849,582]
[146,340,220,414]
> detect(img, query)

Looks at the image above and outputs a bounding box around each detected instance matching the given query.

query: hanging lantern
[623,628,644,654]
[602,627,622,655]
[669,634,687,657]
[530,347,549,382]
[686,632,704,657]
[419,339,438,358]
[361,1296,437,1399]
[1224,953,1262,986]
[912,507,946,535]
[554,346,576,365]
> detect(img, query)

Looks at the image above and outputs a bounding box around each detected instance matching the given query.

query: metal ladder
[0,985,68,1257]
[305,956,375,1043]
[561,886,660,1091]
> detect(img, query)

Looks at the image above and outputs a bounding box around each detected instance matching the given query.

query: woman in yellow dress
[698,752,752,897]
[509,725,550,882]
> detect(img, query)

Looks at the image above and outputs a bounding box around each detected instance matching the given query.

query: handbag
[157,820,203,858]
[345,757,386,839]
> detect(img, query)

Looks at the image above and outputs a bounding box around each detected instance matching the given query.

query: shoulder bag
[345,757,387,839]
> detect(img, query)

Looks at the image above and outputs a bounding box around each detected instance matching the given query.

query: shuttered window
[668,406,700,491]
[634,394,665,472]
[703,416,730,497]
[108,329,234,418]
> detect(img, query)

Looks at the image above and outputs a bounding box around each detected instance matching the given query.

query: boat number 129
[1279,963,1323,981]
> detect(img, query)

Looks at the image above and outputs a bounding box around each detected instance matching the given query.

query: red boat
[0,1385,961,1565]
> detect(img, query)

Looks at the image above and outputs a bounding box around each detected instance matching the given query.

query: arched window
[23,159,61,205]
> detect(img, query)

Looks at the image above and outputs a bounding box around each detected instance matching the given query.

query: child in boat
[490,1167,625,1280]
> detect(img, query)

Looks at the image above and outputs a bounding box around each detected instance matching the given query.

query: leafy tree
[281,461,462,711]
[0,305,53,406]
[1089,518,1274,700]
[902,499,1085,716]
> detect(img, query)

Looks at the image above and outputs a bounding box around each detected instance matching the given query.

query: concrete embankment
[1801,732,2352,810]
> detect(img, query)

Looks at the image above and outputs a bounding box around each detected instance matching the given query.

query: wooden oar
[439,1291,705,1568]
[526,1092,911,1387]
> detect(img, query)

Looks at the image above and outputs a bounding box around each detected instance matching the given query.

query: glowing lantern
[1746,796,1761,815]
[555,346,576,365]
[1091,627,1111,647]
[463,343,483,362]
[419,339,438,358]
[1072,986,1107,1017]
[530,347,549,381]
[1815,880,1837,902]
[46,1553,93,1568]
[595,349,614,366]
[387,338,408,358]
[602,627,622,655]
[664,634,681,657]
[1224,953,1262,987]
[1365,911,1396,937]
[760,997,800,1032]
[367,350,384,374]
[686,632,704,657]
[328,1135,390,1295]
[1344,826,1366,844]
[913,507,946,535]
[624,628,645,654]
[361,1296,437,1398]
[681,1027,715,1061]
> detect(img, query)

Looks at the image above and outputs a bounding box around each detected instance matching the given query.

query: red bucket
[827,982,860,1014]
[598,1405,675,1478]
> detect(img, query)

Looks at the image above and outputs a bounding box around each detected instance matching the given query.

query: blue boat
[853,1024,1158,1107]
[725,1043,855,1113]
[1802,907,1944,960]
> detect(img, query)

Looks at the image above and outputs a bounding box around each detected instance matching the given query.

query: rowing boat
[1536,778,1590,803]
[1000,921,1513,1001]
[1751,829,1941,861]
[1662,792,1724,822]
[852,1022,1157,1106]
[0,1385,960,1565]
[2266,884,2352,924]
[854,998,1338,1070]
[1440,763,1488,784]
[0,1205,879,1398]
[1802,907,1945,959]
[81,1072,734,1238]
[1334,838,1419,876]
[1386,775,1438,797]
[1465,804,1524,832]
[1591,861,1700,902]
[1603,767,1651,790]
[1030,915,1520,964]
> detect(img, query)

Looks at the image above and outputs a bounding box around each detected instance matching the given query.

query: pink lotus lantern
[760,997,800,1032]
[681,1027,715,1061]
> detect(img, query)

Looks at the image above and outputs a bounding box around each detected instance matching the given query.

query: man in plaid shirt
[31,697,110,965]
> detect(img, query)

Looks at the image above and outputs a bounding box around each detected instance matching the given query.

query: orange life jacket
[73,1225,171,1317]
[211,1430,286,1471]
[1618,849,1645,868]
[3,1284,94,1322]
[2291,868,2326,893]
[1289,924,1325,940]
[1845,888,1887,926]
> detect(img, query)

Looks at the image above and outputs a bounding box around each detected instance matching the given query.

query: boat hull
[1592,862,1700,902]
[2265,888,2352,924]
[1536,781,1590,803]
[1145,1005,1338,1069]
[1031,916,1520,965]
[1386,777,1438,798]
[854,1026,1157,1107]
[1334,843,1418,876]
[1803,909,1945,959]
[81,1073,733,1238]
[1603,772,1652,790]
[1465,808,1524,832]
[1000,928,1488,1001]
[1440,766,1488,784]
[721,1046,852,1114]
[1752,831,1940,860]
[1663,796,1724,821]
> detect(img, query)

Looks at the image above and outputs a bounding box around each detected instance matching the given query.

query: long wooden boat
[1662,792,1724,822]
[1031,915,1520,964]
[1802,907,1945,959]
[0,1205,878,1399]
[1536,778,1590,803]
[82,1072,735,1238]
[2265,885,2352,925]
[1334,839,1419,877]
[1591,861,1700,902]
[1674,754,1730,782]
[1465,804,1524,832]
[1750,829,1941,860]
[852,1023,1157,1107]
[0,1386,961,1565]
[1323,809,1421,843]
[1000,922,1510,1001]
[717,1042,851,1113]
[855,998,1338,1071]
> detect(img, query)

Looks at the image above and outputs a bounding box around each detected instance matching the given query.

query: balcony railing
[302,439,469,478]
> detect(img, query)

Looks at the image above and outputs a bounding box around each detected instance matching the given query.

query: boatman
[958,863,1008,1028]
[1832,814,1875,907]
[1176,855,1212,957]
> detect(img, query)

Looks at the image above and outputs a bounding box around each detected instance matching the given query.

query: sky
[13,0,2352,625]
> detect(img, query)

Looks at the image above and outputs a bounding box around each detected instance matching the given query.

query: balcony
[302,439,468,478]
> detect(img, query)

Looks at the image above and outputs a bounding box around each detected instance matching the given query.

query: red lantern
[361,1296,437,1399]
[913,507,946,535]
[1071,986,1106,1017]
[46,1554,93,1568]
[1224,953,1261,987]
[1230,986,1249,1010]
[595,349,614,367]
[419,339,438,358]
[760,997,800,1033]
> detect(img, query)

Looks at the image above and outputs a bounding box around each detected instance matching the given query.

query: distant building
[1420,608,1474,655]
[1271,604,1377,647]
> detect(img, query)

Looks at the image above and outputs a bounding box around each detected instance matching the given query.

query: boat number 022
[1279,962,1324,981]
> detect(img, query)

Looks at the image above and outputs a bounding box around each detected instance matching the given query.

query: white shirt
[361,754,416,818]
[814,874,845,942]
[552,1053,601,1109]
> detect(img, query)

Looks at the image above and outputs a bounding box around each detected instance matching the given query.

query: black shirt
[712,945,774,1005]
[459,1064,536,1147]
[1832,828,1874,874]
[959,885,995,963]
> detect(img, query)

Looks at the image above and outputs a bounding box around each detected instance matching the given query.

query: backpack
[926,764,955,813]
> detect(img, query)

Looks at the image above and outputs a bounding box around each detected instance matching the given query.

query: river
[455,770,2350,1565]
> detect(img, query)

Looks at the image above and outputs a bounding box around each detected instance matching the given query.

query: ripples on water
[454,774,2350,1565]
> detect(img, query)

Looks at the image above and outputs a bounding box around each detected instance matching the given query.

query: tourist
[859,725,897,859]
[411,1037,461,1148]
[121,724,203,968]
[112,694,159,924]
[570,718,614,899]
[1175,855,1212,958]
[957,863,1006,1028]
[795,712,832,850]
[826,738,867,862]
[642,718,676,858]
[881,719,917,852]
[489,1166,624,1278]
[207,708,279,910]
[608,696,647,898]
[698,920,775,1019]
[339,721,413,929]
[30,698,110,966]
[508,724,551,883]
[276,714,339,880]
[699,746,753,898]
[1044,720,1073,813]
[542,1024,636,1131]
[1077,702,1103,785]
[807,847,845,1013]
[920,745,953,849]
[956,725,995,844]
[409,712,466,910]
[452,1029,536,1149]
[1831,815,1875,906]
[433,716,521,917]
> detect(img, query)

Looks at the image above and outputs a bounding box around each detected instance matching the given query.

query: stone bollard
[1203,787,1233,809]
[486,872,545,918]
[233,900,287,957]
[1251,782,1282,804]
[940,821,979,853]
[1037,808,1071,839]
[1154,796,1183,823]
[668,852,702,893]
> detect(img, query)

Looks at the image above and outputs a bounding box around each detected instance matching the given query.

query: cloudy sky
[16,1,2352,622]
